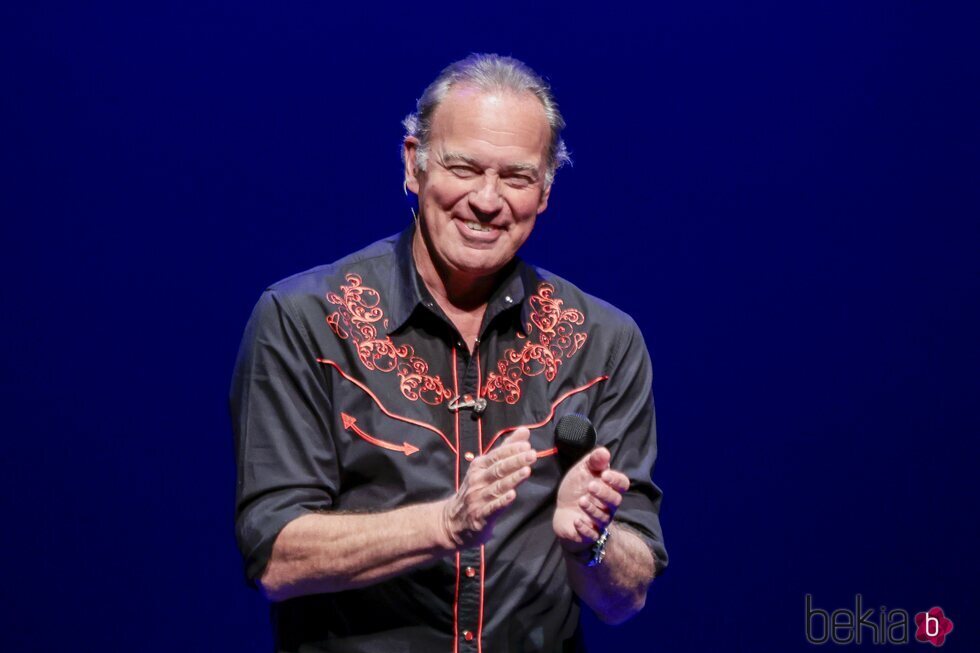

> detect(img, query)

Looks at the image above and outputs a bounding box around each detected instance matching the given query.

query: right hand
[439,428,538,549]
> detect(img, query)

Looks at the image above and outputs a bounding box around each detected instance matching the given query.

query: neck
[412,225,499,312]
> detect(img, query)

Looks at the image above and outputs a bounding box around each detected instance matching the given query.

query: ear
[403,137,422,195]
[536,181,552,215]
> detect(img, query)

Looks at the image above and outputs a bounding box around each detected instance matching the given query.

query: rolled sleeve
[229,290,339,585]
[591,319,668,574]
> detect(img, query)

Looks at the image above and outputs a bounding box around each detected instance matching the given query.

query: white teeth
[463,220,492,232]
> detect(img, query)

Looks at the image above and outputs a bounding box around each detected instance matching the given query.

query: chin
[447,253,507,278]
[454,263,505,279]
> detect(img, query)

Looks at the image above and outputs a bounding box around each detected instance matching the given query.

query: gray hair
[402,53,571,187]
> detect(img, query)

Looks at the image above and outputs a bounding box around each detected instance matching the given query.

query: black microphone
[554,414,596,471]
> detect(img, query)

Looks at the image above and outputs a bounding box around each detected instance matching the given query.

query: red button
[465,566,476,578]
[463,631,474,641]
[464,451,475,462]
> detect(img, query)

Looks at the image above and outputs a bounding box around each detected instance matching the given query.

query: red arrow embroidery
[341,412,420,456]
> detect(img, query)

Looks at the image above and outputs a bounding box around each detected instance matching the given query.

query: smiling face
[404,87,553,291]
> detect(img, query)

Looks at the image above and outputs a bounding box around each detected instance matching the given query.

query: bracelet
[586,527,610,567]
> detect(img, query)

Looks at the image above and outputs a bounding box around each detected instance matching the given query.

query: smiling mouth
[461,219,494,233]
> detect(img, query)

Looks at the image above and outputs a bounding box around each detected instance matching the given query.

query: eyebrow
[439,151,540,179]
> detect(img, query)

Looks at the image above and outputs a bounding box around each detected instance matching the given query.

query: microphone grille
[555,414,597,453]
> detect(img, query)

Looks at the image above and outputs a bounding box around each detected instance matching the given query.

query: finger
[502,427,531,445]
[479,479,523,521]
[599,469,630,493]
[479,431,536,464]
[578,494,612,525]
[585,447,611,474]
[473,442,530,472]
[486,448,537,480]
[483,488,517,517]
[575,517,601,542]
[487,465,532,500]
[588,480,624,510]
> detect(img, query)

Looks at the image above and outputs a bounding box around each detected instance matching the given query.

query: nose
[468,172,503,220]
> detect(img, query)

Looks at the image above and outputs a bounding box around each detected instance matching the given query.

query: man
[231,53,667,652]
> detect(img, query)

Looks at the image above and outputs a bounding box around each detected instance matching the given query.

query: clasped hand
[552,447,630,555]
[440,428,538,548]
[440,428,628,554]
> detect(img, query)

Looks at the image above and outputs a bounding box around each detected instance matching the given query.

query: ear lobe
[403,138,421,195]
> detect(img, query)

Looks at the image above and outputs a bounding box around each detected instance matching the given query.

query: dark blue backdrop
[3,3,977,651]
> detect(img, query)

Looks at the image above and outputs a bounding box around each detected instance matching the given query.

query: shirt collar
[384,223,427,335]
[487,254,533,336]
[385,222,533,336]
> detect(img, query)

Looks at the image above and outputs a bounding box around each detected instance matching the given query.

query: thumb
[585,447,611,474]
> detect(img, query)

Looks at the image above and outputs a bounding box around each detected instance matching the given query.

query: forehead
[428,87,551,165]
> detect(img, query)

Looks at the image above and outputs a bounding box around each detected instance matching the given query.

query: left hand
[552,447,630,554]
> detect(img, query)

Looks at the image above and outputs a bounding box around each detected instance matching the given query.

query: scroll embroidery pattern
[325,273,452,406]
[482,282,588,405]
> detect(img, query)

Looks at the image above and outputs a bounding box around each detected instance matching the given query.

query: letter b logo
[915,607,953,647]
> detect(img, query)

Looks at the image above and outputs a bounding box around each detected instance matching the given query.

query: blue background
[2,2,977,651]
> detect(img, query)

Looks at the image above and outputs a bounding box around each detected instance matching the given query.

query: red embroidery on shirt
[483,375,608,453]
[483,282,589,405]
[340,412,419,456]
[317,358,456,453]
[326,273,452,406]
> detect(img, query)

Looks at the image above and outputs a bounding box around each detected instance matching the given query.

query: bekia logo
[915,607,954,647]
[805,594,954,647]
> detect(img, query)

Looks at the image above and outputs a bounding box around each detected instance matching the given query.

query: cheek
[508,194,546,222]
[423,178,470,211]
[517,219,536,241]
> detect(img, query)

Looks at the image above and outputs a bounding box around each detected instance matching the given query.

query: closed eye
[504,174,534,188]
[448,165,479,178]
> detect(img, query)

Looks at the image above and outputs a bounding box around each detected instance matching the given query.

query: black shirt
[230,224,667,652]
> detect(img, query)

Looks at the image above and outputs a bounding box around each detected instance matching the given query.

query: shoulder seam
[267,289,315,358]
[604,318,636,375]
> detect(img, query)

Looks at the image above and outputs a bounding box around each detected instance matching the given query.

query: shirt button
[465,566,477,578]
[504,295,512,303]
[464,451,475,462]
[463,631,474,641]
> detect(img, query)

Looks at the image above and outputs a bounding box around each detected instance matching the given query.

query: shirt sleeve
[229,289,339,586]
[591,318,668,574]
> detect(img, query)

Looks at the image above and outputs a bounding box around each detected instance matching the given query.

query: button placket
[455,341,484,650]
